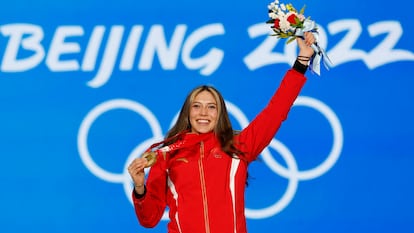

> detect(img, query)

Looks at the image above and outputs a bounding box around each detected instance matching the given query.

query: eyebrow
[192,101,217,105]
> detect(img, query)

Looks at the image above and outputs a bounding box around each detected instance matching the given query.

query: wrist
[297,55,311,65]
[133,185,147,199]
[134,183,145,195]
[293,59,308,74]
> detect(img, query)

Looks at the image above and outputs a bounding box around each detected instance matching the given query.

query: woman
[128,33,316,233]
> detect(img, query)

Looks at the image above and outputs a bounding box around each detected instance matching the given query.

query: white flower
[280,3,286,11]
[277,10,286,18]
[268,3,274,10]
[279,17,292,32]
[268,12,277,19]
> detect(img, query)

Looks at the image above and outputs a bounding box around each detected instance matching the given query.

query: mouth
[196,119,210,124]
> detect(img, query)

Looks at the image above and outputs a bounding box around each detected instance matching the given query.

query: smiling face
[189,90,218,134]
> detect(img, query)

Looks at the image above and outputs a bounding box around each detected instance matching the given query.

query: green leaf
[300,5,306,15]
[295,17,303,26]
[286,36,296,44]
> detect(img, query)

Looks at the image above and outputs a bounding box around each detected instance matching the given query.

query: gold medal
[141,151,157,168]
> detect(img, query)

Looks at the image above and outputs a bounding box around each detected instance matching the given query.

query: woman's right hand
[128,157,148,194]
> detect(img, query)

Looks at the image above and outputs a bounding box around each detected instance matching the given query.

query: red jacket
[132,69,307,233]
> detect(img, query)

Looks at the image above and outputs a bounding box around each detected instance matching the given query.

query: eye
[192,103,201,109]
[208,104,217,110]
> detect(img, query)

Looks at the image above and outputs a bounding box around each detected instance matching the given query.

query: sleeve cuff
[133,185,147,199]
[292,59,308,74]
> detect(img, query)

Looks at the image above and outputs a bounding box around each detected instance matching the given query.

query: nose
[200,106,208,115]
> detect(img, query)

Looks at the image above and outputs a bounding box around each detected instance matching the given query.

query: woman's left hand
[297,32,316,60]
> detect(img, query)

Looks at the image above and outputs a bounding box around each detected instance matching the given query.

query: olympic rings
[77,96,343,219]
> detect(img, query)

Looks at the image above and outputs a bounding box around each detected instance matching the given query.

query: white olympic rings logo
[77,96,343,220]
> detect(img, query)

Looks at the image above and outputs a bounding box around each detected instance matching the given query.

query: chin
[192,128,213,134]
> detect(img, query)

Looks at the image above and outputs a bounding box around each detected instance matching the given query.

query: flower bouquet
[266,0,331,75]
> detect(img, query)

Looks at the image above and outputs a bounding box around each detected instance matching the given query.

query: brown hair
[164,85,243,157]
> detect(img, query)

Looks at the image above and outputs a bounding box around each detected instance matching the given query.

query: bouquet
[266,0,331,75]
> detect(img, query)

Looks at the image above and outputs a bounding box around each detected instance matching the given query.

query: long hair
[164,85,243,157]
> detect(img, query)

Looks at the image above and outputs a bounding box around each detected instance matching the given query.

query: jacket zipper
[198,141,210,233]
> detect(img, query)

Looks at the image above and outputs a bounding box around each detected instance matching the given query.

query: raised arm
[235,32,315,161]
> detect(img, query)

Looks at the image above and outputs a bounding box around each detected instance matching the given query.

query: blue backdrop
[1,0,413,232]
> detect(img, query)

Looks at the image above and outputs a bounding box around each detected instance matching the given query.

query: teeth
[197,120,209,123]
